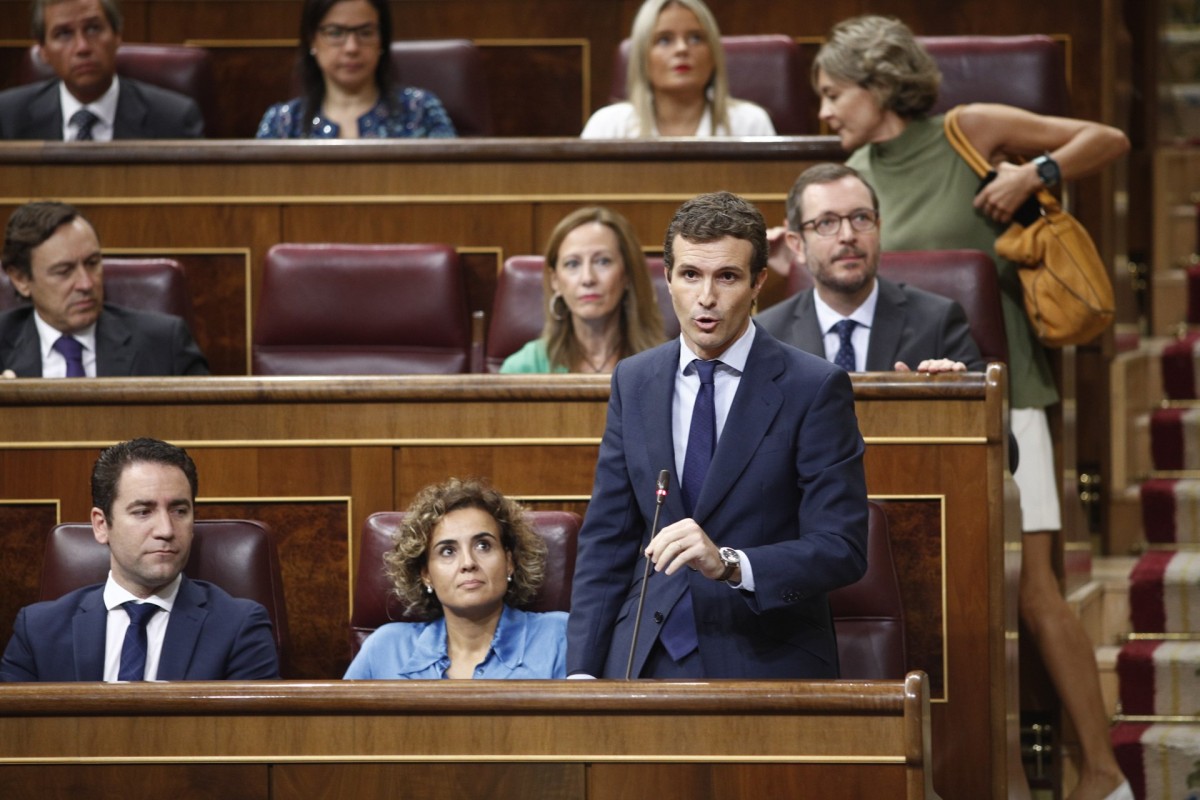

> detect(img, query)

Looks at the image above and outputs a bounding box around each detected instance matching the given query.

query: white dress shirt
[813,280,880,371]
[60,75,120,142]
[102,571,182,682]
[32,311,97,377]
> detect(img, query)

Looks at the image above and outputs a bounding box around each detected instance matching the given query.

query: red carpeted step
[1129,551,1200,634]
[1117,639,1200,716]
[1140,479,1200,545]
[1112,723,1149,800]
[1161,333,1200,400]
[1149,408,1197,471]
[1112,721,1200,800]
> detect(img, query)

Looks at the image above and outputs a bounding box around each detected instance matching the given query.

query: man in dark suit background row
[757,162,984,374]
[1,438,279,681]
[0,0,203,141]
[0,201,209,377]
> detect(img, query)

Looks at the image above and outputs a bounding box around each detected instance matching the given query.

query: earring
[548,292,567,322]
[507,574,513,583]
[424,584,433,595]
[309,48,317,56]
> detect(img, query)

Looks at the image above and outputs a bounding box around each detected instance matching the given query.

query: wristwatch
[717,546,740,583]
[1032,154,1060,188]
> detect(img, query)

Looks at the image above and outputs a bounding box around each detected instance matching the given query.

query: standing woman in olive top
[581,0,775,138]
[500,207,665,374]
[814,16,1130,800]
[345,478,567,680]
[256,0,455,139]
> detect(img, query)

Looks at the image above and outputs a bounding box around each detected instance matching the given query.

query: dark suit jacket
[0,303,209,376]
[0,77,204,140]
[0,576,279,681]
[566,324,868,679]
[755,277,986,371]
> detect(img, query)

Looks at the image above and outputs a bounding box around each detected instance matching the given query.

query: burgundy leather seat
[0,257,193,324]
[829,501,907,680]
[252,243,472,375]
[39,520,291,674]
[918,35,1071,116]
[609,34,806,134]
[18,43,217,134]
[390,40,492,136]
[349,510,579,656]
[785,249,1009,365]
[484,255,679,372]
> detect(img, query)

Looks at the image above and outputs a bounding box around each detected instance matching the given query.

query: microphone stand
[625,469,670,680]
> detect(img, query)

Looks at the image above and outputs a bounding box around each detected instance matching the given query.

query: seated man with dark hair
[0,0,203,140]
[0,201,209,377]
[758,162,984,374]
[1,437,279,681]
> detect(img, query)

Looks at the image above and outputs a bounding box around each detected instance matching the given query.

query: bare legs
[1019,530,1126,800]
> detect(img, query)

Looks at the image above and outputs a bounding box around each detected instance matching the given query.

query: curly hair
[813,15,941,119]
[663,191,768,282]
[383,478,547,619]
[541,206,665,372]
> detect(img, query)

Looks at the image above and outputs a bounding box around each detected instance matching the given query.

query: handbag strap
[943,106,992,178]
[945,106,1061,214]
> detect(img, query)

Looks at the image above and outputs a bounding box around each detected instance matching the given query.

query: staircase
[1109,262,1200,799]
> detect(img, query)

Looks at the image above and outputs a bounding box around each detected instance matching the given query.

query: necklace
[581,350,615,373]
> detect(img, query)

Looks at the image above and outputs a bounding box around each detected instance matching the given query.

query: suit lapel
[693,327,783,522]
[789,291,826,358]
[29,81,63,139]
[2,312,44,377]
[638,342,687,523]
[158,577,207,680]
[112,82,148,139]
[865,278,907,371]
[95,307,135,376]
[72,588,107,680]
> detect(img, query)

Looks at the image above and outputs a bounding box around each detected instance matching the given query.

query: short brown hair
[383,478,547,620]
[32,0,123,41]
[813,15,941,119]
[92,438,198,523]
[786,163,880,231]
[663,191,767,281]
[2,201,88,280]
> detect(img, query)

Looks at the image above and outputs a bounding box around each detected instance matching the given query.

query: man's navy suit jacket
[0,303,209,376]
[0,77,203,140]
[0,575,278,681]
[755,276,986,371]
[566,324,869,679]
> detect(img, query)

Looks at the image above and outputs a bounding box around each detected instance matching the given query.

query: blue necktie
[118,602,160,681]
[660,358,719,663]
[52,335,85,377]
[833,319,858,372]
[70,108,99,141]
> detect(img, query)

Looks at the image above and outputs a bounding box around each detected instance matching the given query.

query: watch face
[719,547,738,566]
[1036,156,1060,186]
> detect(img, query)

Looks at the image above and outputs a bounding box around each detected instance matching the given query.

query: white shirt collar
[102,570,182,613]
[675,316,757,375]
[812,279,880,335]
[33,310,97,363]
[60,74,120,142]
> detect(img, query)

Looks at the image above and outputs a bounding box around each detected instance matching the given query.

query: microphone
[625,469,670,680]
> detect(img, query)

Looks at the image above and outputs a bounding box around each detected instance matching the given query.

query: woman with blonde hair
[501,207,665,374]
[581,0,774,138]
[814,15,1130,800]
[344,478,567,679]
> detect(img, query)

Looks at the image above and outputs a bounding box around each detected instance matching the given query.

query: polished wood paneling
[0,503,59,655]
[0,677,937,800]
[0,764,269,800]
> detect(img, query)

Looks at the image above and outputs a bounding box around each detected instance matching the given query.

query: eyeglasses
[316,23,381,46]
[798,209,879,237]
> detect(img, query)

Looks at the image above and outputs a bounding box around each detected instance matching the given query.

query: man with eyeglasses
[0,0,204,141]
[758,163,983,373]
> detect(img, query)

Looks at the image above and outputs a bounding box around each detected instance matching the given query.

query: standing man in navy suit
[567,191,868,679]
[0,201,209,377]
[0,438,279,681]
[0,0,203,140]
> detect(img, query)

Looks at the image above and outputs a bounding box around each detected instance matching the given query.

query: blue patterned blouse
[255,87,457,139]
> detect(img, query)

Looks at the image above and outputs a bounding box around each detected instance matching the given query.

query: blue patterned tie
[52,335,85,377]
[70,108,99,141]
[118,602,160,681]
[833,319,858,372]
[660,358,719,663]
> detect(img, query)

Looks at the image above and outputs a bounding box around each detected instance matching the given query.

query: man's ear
[784,230,807,268]
[91,507,109,545]
[5,267,31,299]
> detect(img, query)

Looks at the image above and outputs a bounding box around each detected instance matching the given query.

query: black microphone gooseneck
[625,469,670,680]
